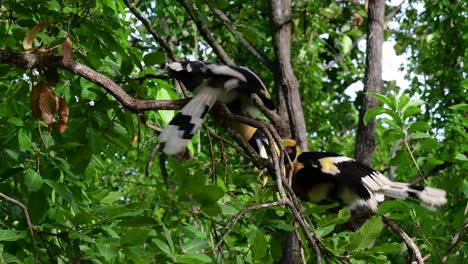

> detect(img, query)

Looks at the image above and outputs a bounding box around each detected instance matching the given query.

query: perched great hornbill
[282,141,447,211]
[158,61,275,155]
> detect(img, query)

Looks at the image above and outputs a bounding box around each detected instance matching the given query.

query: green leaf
[345,216,383,252]
[163,224,175,254]
[193,185,225,205]
[248,229,267,260]
[364,106,393,125]
[44,179,74,203]
[341,35,353,53]
[184,239,209,253]
[96,243,118,261]
[122,247,145,264]
[401,99,425,116]
[408,121,431,133]
[4,149,20,160]
[0,230,27,241]
[454,152,467,161]
[368,93,394,109]
[411,132,430,139]
[238,25,263,46]
[176,253,212,263]
[463,179,468,199]
[317,209,350,227]
[397,93,410,110]
[120,228,149,246]
[371,242,402,254]
[101,191,123,204]
[143,52,165,66]
[24,169,43,192]
[153,239,172,257]
[315,224,335,238]
[403,106,422,119]
[7,117,23,127]
[157,87,176,125]
[449,103,468,112]
[18,128,32,151]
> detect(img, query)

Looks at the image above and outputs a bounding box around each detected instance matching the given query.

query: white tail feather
[159,86,220,155]
[362,172,447,211]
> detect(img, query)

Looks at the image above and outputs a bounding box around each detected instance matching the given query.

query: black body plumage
[159,61,275,155]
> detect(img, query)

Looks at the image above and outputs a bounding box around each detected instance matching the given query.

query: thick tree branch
[0,49,189,112]
[354,0,385,164]
[269,0,308,151]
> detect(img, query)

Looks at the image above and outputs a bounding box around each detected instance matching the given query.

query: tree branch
[382,216,424,264]
[177,0,234,65]
[0,192,39,263]
[0,49,189,112]
[354,0,385,164]
[269,0,308,150]
[123,0,177,61]
[204,0,274,70]
[441,221,467,263]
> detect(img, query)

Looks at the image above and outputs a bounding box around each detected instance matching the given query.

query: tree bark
[354,0,384,164]
[270,0,308,151]
[270,1,308,263]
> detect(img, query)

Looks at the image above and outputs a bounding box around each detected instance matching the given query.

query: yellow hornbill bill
[158,61,275,155]
[283,142,447,211]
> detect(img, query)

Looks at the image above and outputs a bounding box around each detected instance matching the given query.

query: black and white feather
[158,61,275,155]
[293,152,447,211]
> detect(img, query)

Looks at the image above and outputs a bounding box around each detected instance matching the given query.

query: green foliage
[0,0,465,263]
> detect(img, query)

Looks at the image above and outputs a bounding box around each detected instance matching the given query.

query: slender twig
[219,111,322,262]
[177,0,234,65]
[441,221,467,263]
[123,0,177,61]
[0,192,39,263]
[204,0,274,70]
[323,34,366,71]
[382,216,424,264]
[145,144,160,178]
[215,200,287,250]
[204,124,217,183]
[403,138,424,181]
[159,153,173,190]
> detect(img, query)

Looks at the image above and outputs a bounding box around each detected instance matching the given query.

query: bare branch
[204,0,274,70]
[382,216,424,264]
[0,49,189,112]
[323,34,366,71]
[123,0,178,61]
[0,192,39,263]
[177,0,234,65]
[215,200,287,250]
[441,221,468,263]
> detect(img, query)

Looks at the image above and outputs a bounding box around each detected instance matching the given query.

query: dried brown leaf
[31,82,46,118]
[61,36,73,66]
[23,21,50,51]
[57,97,69,133]
[38,85,59,125]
